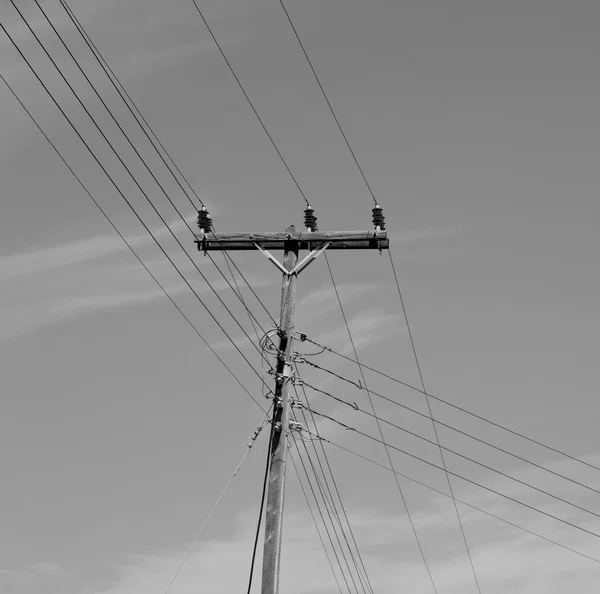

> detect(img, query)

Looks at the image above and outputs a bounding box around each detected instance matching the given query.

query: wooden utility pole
[195,205,388,594]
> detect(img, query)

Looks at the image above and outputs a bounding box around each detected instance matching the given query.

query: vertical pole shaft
[261,227,299,594]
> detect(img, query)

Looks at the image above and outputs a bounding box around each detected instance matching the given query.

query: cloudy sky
[1,0,600,592]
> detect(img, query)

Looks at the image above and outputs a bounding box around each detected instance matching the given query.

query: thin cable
[59,0,278,335]
[300,361,600,497]
[307,410,600,541]
[304,382,600,522]
[292,436,355,593]
[291,408,366,594]
[323,253,439,594]
[301,334,600,475]
[26,0,273,367]
[386,249,481,593]
[190,0,309,205]
[60,0,278,338]
[57,0,201,209]
[0,71,266,413]
[278,0,377,205]
[0,22,274,397]
[246,415,275,594]
[309,430,600,567]
[163,413,271,594]
[289,450,346,594]
[294,378,375,594]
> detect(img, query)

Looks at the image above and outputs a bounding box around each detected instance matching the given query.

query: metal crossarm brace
[255,241,332,276]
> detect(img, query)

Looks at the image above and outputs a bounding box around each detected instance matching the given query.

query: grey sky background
[1,0,600,592]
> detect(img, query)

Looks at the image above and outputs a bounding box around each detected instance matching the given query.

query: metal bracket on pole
[254,243,289,275]
[254,241,331,277]
[291,242,331,276]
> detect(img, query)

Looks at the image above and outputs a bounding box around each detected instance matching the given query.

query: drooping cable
[385,250,481,591]
[24,0,274,364]
[0,22,275,398]
[59,0,278,334]
[190,0,310,205]
[306,430,600,567]
[323,254,439,594]
[246,413,275,594]
[291,408,367,594]
[291,436,355,593]
[163,412,271,594]
[293,379,374,594]
[300,358,600,496]
[303,383,600,522]
[306,410,600,541]
[289,450,346,594]
[278,0,377,205]
[299,334,600,475]
[0,71,267,412]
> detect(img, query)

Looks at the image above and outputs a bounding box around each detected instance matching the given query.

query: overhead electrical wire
[300,361,600,496]
[289,451,346,594]
[299,334,600,476]
[291,408,369,594]
[323,254,440,594]
[0,71,267,413]
[190,0,310,205]
[291,438,357,594]
[246,414,275,594]
[0,20,275,399]
[305,430,600,567]
[24,0,274,362]
[163,412,272,594]
[277,0,377,205]
[58,0,278,336]
[302,383,600,523]
[305,409,600,541]
[293,380,374,594]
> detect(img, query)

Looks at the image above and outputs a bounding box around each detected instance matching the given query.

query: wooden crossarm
[195,230,388,251]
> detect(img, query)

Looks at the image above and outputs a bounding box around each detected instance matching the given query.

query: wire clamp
[289,421,303,432]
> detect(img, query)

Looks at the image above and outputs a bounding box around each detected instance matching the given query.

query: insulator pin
[304,205,318,232]
[372,204,385,230]
[197,206,212,233]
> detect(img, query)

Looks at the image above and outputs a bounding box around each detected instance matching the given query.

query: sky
[1,0,600,592]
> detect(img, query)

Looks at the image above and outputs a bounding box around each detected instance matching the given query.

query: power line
[323,254,439,594]
[190,0,310,205]
[299,334,600,475]
[58,0,202,208]
[291,406,369,594]
[0,71,267,413]
[291,411,365,594]
[289,451,346,594]
[0,20,274,399]
[303,383,600,523]
[294,378,374,594]
[58,0,278,337]
[26,0,274,363]
[308,430,600,567]
[246,415,274,594]
[386,251,481,591]
[291,438,355,593]
[299,360,600,497]
[163,413,271,594]
[306,409,600,541]
[277,0,378,205]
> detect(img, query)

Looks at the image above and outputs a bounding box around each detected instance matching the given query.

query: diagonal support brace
[254,242,331,277]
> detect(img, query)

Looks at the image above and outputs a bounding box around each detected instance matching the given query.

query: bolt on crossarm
[193,205,388,594]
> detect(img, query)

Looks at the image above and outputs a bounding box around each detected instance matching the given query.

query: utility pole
[195,204,388,594]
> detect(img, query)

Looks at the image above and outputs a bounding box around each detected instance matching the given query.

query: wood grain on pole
[261,226,298,594]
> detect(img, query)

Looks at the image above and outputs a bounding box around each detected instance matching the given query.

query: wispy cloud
[78,453,600,594]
